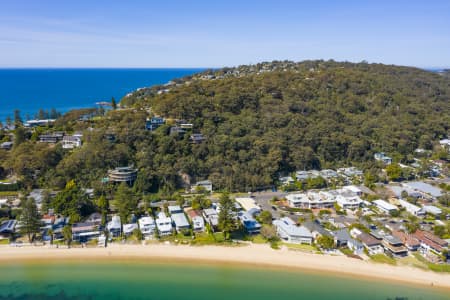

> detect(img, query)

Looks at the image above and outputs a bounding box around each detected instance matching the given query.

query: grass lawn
[397,255,428,270]
[413,253,450,273]
[370,254,397,265]
[283,242,318,253]
[251,234,267,244]
[0,239,9,245]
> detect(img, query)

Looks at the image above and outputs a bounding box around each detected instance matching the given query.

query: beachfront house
[412,230,449,256]
[202,208,219,231]
[171,213,190,233]
[382,235,408,257]
[373,200,398,215]
[156,212,173,236]
[185,209,205,232]
[238,211,261,234]
[355,231,384,255]
[0,220,16,237]
[107,216,122,237]
[123,223,138,237]
[273,217,313,244]
[72,222,100,242]
[138,216,156,236]
[391,230,420,252]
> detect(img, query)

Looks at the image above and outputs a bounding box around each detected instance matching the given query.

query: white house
[171,213,190,232]
[186,209,205,232]
[286,191,335,209]
[191,180,212,192]
[235,197,261,213]
[62,135,82,149]
[156,212,173,236]
[397,199,425,216]
[373,200,398,214]
[138,216,156,236]
[107,216,122,237]
[123,223,138,236]
[374,152,392,165]
[273,217,313,244]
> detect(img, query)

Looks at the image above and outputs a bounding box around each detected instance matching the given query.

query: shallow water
[0,261,448,300]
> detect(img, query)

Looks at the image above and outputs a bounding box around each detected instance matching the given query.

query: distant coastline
[0,68,205,122]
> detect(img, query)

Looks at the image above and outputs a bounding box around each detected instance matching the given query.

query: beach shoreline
[1,243,449,291]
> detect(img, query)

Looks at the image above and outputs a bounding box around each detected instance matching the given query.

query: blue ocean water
[0,68,204,122]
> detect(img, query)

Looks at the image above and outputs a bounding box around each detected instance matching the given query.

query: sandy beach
[1,243,449,290]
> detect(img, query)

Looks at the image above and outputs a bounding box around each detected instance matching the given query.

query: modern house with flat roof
[286,192,335,209]
[168,205,183,214]
[191,180,213,192]
[138,216,156,236]
[156,212,173,236]
[238,212,261,234]
[107,216,122,237]
[203,208,219,230]
[274,217,313,244]
[373,200,398,214]
[382,235,408,257]
[123,223,138,236]
[72,222,100,242]
[108,167,137,184]
[62,135,82,149]
[171,213,190,233]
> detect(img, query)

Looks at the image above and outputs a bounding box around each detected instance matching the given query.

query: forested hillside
[2,60,450,194]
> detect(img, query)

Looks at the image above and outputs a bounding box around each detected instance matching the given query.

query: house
[412,230,448,255]
[304,220,331,239]
[279,176,295,186]
[25,119,55,127]
[238,211,261,234]
[397,199,425,216]
[439,138,450,150]
[168,205,183,214]
[235,197,261,214]
[171,213,190,233]
[86,212,102,225]
[286,191,335,209]
[391,230,420,251]
[356,232,384,255]
[337,167,364,178]
[348,238,364,255]
[374,152,392,165]
[107,216,122,237]
[107,167,137,184]
[373,200,398,214]
[0,220,16,236]
[138,216,156,236]
[332,228,352,247]
[72,222,100,242]
[335,194,362,210]
[382,235,408,257]
[191,180,213,193]
[402,181,442,199]
[39,132,64,143]
[190,133,206,144]
[123,223,138,236]
[273,217,313,244]
[387,185,422,199]
[0,142,13,150]
[62,135,82,149]
[185,209,205,232]
[145,117,165,131]
[319,169,339,179]
[203,208,219,230]
[156,212,173,236]
[423,205,442,217]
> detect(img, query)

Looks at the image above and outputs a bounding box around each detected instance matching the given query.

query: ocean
[0,261,448,300]
[0,68,204,122]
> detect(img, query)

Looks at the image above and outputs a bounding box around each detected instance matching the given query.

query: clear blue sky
[0,0,449,68]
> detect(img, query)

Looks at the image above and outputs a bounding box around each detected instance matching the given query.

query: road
[251,190,287,218]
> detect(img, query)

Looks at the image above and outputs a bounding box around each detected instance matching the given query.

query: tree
[386,164,402,181]
[260,224,278,241]
[97,195,109,226]
[316,235,334,250]
[14,109,22,127]
[113,182,137,223]
[62,225,72,248]
[218,192,237,240]
[434,225,446,238]
[111,97,117,110]
[48,228,54,245]
[19,198,41,243]
[258,210,273,225]
[14,126,27,147]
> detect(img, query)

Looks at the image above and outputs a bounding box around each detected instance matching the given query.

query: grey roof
[332,228,351,242]
[403,182,442,197]
[274,218,312,238]
[303,220,331,237]
[171,213,190,228]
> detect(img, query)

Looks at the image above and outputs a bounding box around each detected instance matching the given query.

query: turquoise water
[0,68,203,121]
[0,261,448,300]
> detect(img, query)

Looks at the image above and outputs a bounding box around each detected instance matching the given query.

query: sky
[0,0,449,68]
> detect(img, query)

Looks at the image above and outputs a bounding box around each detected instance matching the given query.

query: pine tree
[218,192,237,240]
[111,97,117,110]
[19,198,41,243]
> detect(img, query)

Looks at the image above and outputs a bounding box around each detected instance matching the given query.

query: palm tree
[48,228,54,246]
[62,226,72,249]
